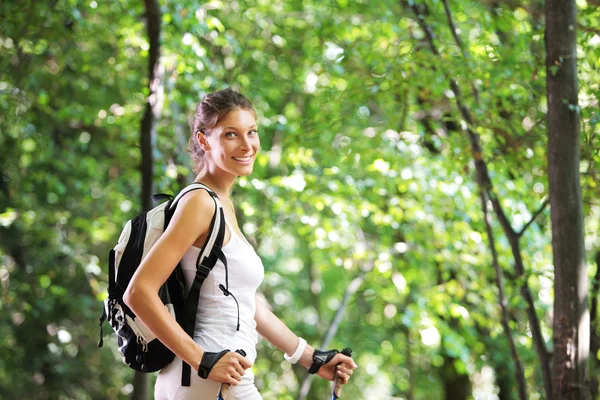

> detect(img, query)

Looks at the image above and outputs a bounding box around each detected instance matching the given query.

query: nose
[239,134,252,150]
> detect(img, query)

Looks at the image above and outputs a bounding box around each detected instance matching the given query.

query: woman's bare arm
[123,190,250,384]
[254,295,356,382]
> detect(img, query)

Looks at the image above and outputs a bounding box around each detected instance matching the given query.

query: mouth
[232,154,254,162]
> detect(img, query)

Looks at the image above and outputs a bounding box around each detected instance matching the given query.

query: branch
[269,90,296,170]
[480,192,528,400]
[441,0,480,104]
[407,2,440,56]
[441,0,466,58]
[518,199,549,237]
[579,23,600,36]
[296,227,375,400]
[0,165,27,272]
[397,91,410,133]
[296,267,369,400]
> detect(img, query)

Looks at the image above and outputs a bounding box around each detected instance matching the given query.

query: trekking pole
[331,348,353,400]
[217,349,246,400]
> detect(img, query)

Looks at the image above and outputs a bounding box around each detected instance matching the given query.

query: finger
[337,370,352,382]
[341,354,357,368]
[325,354,342,367]
[336,369,351,381]
[235,363,246,376]
[330,354,355,368]
[339,366,353,376]
[230,370,242,383]
[338,353,356,368]
[340,355,357,369]
[237,355,252,370]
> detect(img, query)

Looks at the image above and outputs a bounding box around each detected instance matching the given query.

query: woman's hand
[317,353,357,384]
[207,352,252,385]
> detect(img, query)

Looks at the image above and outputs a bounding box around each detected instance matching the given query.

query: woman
[124,88,357,399]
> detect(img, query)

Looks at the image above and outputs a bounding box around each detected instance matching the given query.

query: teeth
[233,155,252,161]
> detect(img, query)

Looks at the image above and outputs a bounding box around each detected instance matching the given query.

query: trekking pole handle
[217,349,247,400]
[331,348,353,399]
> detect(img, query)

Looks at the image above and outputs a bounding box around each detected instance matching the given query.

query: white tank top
[180,218,265,363]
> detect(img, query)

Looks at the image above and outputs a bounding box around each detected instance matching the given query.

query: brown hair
[187,88,256,173]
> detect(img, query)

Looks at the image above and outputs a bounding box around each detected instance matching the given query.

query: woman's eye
[225,132,237,137]
[249,130,258,136]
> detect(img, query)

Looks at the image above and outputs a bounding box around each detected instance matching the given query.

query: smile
[232,155,253,162]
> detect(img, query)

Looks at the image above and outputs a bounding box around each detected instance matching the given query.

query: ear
[196,130,211,152]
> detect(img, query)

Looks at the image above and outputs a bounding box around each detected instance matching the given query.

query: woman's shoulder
[176,187,218,216]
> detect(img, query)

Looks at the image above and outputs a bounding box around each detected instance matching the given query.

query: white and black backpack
[98,183,235,386]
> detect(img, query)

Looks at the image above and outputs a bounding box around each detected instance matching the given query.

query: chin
[237,166,254,176]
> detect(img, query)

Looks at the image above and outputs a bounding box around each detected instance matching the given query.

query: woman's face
[201,108,259,177]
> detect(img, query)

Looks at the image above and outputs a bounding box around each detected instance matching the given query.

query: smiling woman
[122,88,357,400]
[187,88,259,175]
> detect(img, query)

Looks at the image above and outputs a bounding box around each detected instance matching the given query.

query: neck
[193,164,236,200]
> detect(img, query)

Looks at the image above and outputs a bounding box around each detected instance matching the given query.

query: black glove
[198,349,230,379]
[308,349,339,374]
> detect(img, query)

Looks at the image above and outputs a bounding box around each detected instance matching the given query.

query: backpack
[97,183,226,383]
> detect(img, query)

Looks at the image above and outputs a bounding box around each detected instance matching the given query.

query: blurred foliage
[0,0,599,399]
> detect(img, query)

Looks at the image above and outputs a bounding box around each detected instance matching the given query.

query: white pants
[154,357,263,400]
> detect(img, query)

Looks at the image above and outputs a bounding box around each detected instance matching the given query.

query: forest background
[1,0,599,399]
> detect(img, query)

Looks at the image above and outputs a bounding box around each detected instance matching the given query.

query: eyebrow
[223,125,257,130]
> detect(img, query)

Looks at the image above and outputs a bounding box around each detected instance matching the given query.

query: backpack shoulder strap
[163,183,221,228]
[175,184,225,387]
[170,182,218,208]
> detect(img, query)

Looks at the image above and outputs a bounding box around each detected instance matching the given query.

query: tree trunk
[546,0,590,398]
[403,326,415,400]
[440,355,470,400]
[132,0,161,399]
[495,360,517,400]
[131,371,150,400]
[589,252,600,398]
[140,0,162,212]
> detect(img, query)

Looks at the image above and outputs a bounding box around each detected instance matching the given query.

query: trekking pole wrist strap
[308,349,338,374]
[198,349,229,379]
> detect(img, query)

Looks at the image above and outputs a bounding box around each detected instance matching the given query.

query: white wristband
[284,337,307,364]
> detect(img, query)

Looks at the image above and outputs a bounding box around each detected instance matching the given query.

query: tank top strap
[222,217,237,246]
[223,215,234,233]
[223,216,253,248]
